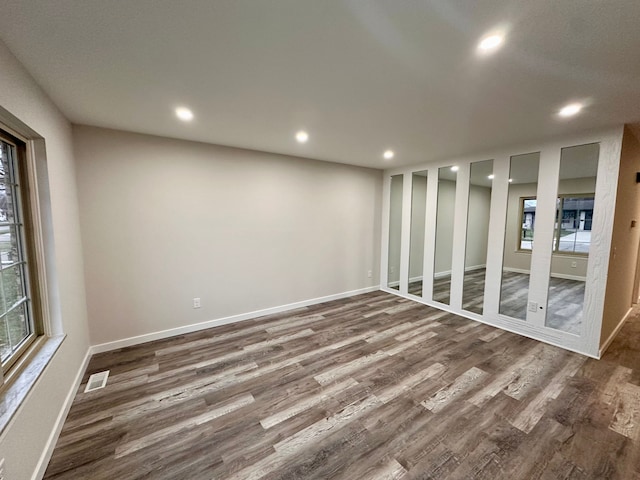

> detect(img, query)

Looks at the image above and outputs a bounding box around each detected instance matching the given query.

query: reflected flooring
[408,270,486,313]
[409,270,584,335]
[499,271,585,335]
[545,277,585,334]
[44,291,640,479]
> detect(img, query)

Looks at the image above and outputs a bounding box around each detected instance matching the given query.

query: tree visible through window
[0,134,37,372]
[519,195,594,255]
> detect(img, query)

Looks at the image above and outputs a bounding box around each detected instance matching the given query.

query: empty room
[1,1,640,479]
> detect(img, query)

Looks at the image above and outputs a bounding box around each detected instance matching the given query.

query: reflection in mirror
[408,171,428,297]
[546,143,599,334]
[388,175,403,290]
[433,166,457,304]
[462,160,493,314]
[499,153,540,319]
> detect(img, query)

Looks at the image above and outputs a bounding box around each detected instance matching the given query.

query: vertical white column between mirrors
[526,148,561,327]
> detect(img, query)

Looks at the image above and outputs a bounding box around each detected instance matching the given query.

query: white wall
[73,126,382,346]
[0,41,90,479]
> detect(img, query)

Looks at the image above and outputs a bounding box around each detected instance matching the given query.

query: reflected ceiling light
[383,150,395,160]
[558,103,583,117]
[488,174,495,179]
[508,178,513,183]
[477,33,504,53]
[295,131,309,143]
[451,166,459,172]
[175,107,194,121]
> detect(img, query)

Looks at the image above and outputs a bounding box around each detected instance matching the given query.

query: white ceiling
[1,1,639,169]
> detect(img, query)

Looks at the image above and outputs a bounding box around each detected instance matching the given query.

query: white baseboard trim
[90,285,380,355]
[599,306,634,358]
[32,348,92,480]
[502,267,586,282]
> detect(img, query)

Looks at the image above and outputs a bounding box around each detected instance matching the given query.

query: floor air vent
[84,370,110,393]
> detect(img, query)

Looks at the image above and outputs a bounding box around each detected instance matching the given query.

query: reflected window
[519,198,537,250]
[518,195,593,255]
[554,195,594,254]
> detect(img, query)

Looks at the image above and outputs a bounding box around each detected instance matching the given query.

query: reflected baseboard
[413,264,486,282]
[503,267,586,282]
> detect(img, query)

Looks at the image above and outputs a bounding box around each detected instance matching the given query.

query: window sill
[0,334,65,437]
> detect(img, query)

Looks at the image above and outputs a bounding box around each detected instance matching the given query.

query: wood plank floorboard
[44,291,640,479]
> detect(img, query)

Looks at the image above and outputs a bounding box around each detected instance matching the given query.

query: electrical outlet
[193,297,201,309]
[571,261,577,268]
[528,301,538,313]
[367,270,372,278]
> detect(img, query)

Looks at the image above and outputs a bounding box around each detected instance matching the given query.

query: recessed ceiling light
[508,178,513,183]
[175,107,194,121]
[383,150,394,160]
[558,103,583,118]
[451,166,459,172]
[488,174,495,179]
[477,34,504,53]
[296,131,309,143]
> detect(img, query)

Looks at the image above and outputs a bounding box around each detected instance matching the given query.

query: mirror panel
[408,171,428,297]
[433,166,457,304]
[546,143,599,334]
[499,152,540,319]
[388,174,403,290]
[462,160,493,314]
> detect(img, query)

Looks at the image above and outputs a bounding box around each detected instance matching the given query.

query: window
[518,194,594,255]
[0,131,41,375]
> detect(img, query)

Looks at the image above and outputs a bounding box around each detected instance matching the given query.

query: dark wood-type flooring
[45,291,640,479]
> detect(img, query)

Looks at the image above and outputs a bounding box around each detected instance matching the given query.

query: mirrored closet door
[433,166,457,305]
[499,153,540,320]
[387,175,403,290]
[408,171,428,297]
[462,160,493,314]
[545,143,599,334]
